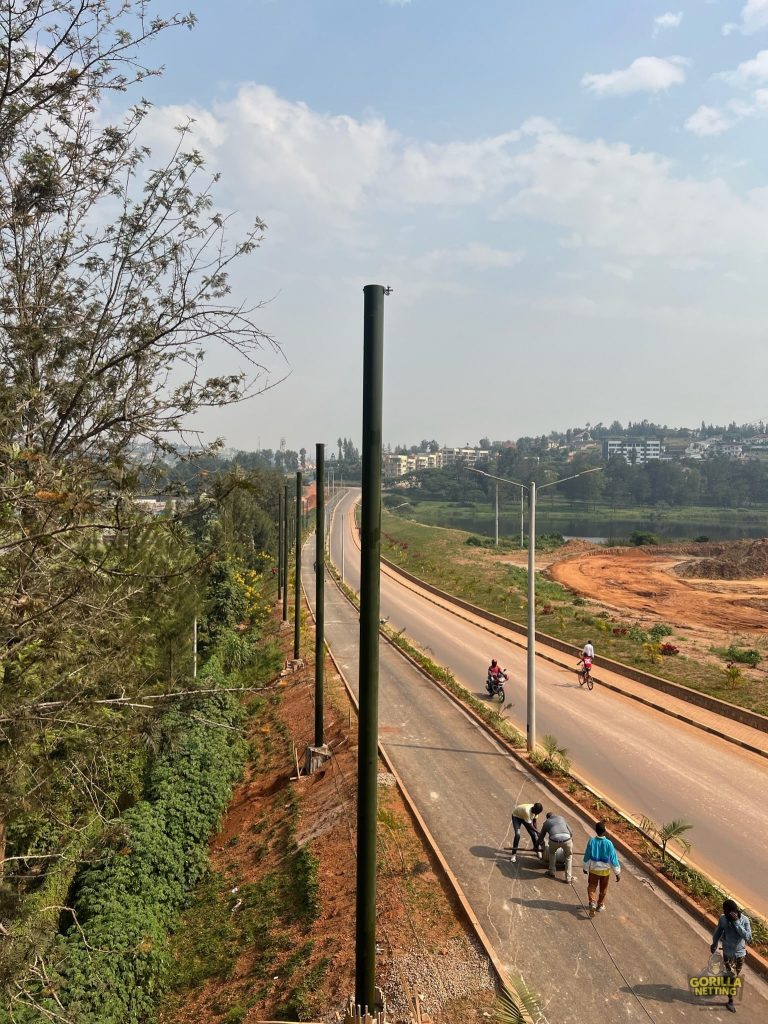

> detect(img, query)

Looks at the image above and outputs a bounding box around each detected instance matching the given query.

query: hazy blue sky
[136,1,768,450]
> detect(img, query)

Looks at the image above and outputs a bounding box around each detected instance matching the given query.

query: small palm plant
[536,733,571,774]
[495,977,542,1023]
[640,816,693,865]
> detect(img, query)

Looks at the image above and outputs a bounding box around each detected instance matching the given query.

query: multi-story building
[440,447,490,467]
[602,438,661,465]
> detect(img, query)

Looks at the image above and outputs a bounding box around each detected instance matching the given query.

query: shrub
[628,625,649,644]
[629,531,659,546]
[612,626,628,637]
[724,662,744,687]
[643,642,662,665]
[660,642,680,656]
[724,646,761,668]
[694,535,710,543]
[649,623,674,641]
[47,689,247,1024]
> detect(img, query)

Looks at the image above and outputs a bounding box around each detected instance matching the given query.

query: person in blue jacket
[711,898,752,1013]
[582,820,620,917]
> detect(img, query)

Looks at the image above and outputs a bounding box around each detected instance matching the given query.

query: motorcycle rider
[486,658,505,694]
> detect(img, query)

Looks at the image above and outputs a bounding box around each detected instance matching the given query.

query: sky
[133,1,768,451]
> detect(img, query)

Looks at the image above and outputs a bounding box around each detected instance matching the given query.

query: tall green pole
[280,491,286,602]
[282,483,289,622]
[314,444,325,747]
[527,480,537,753]
[293,470,302,660]
[355,284,387,1013]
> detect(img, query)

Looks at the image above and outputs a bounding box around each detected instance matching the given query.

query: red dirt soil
[550,548,768,634]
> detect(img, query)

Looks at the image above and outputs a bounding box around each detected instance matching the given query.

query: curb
[381,552,768,737]
[299,575,527,1016]
[323,514,768,982]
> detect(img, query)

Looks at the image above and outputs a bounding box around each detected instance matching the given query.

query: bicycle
[577,661,594,691]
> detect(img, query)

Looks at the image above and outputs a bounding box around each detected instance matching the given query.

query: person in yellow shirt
[510,801,543,863]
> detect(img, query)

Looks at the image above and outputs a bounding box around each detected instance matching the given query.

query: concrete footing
[303,743,331,775]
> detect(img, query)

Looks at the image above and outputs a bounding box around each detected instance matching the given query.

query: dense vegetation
[0,3,286,1020]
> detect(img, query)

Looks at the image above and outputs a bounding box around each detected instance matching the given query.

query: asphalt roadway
[329,490,768,921]
[304,489,768,1023]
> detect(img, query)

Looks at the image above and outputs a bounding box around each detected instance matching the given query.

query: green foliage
[628,625,649,644]
[724,662,745,687]
[531,734,571,774]
[629,530,659,546]
[721,645,762,668]
[495,977,542,1023]
[648,623,674,641]
[643,641,662,665]
[13,691,248,1024]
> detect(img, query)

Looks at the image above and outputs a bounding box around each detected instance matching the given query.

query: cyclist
[577,641,594,686]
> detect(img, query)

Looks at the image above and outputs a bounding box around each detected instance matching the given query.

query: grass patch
[379,511,768,716]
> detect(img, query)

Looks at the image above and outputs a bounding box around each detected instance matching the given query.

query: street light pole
[495,481,499,547]
[468,464,602,754]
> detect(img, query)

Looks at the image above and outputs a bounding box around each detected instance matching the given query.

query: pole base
[345,990,387,1022]
[303,743,331,775]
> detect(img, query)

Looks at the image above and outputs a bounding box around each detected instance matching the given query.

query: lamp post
[468,465,602,752]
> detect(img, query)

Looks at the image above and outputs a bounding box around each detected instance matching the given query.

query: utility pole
[355,284,388,1016]
[527,481,536,753]
[294,470,302,660]
[520,488,524,550]
[282,483,289,623]
[314,444,325,746]
[277,490,283,603]
[341,512,345,585]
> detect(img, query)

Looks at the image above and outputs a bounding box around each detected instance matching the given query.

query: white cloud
[654,11,683,35]
[142,86,768,274]
[720,48,768,84]
[581,56,687,96]
[723,0,768,35]
[685,104,733,135]
[431,243,524,271]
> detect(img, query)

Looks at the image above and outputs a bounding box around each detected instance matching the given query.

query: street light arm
[467,466,527,491]
[538,466,603,492]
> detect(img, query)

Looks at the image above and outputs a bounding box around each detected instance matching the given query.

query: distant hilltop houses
[384,446,491,478]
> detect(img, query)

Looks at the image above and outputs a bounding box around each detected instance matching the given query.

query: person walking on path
[583,820,620,916]
[711,898,752,1013]
[540,811,573,882]
[510,801,543,863]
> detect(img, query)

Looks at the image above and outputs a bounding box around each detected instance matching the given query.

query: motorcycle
[485,669,508,703]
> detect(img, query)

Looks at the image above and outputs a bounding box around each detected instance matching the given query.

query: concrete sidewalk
[304,539,768,1024]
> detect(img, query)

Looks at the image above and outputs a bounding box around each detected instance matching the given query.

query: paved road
[330,490,768,920]
[305,515,768,1022]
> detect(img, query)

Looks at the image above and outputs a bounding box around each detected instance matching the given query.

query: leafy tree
[0,0,274,908]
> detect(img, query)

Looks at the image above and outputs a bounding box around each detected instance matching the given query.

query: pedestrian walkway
[304,539,768,1024]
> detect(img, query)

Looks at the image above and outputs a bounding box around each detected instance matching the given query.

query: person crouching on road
[510,802,543,863]
[540,811,574,883]
[711,898,752,1013]
[583,820,620,916]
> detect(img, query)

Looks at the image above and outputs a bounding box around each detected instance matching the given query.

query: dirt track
[550,549,768,634]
